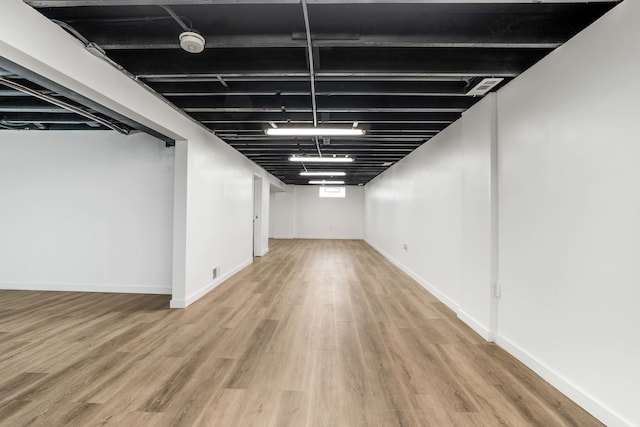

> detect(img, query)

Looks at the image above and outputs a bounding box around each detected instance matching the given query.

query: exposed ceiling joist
[185,107,467,112]
[189,111,463,122]
[170,95,475,109]
[151,80,472,95]
[105,47,545,76]
[0,77,130,134]
[0,106,69,113]
[211,124,445,132]
[0,56,174,142]
[138,73,497,82]
[88,34,562,51]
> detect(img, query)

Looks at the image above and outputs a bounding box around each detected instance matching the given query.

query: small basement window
[319,186,346,198]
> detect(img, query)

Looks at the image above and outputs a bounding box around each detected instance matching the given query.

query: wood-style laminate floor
[0,239,601,426]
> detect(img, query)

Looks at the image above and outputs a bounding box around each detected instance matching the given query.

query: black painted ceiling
[6,0,621,185]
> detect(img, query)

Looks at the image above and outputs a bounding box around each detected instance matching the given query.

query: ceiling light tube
[300,171,346,176]
[289,156,353,163]
[309,180,345,185]
[266,127,364,136]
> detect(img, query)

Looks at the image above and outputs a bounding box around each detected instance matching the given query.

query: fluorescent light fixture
[289,156,353,163]
[300,171,346,177]
[266,127,364,136]
[309,180,345,185]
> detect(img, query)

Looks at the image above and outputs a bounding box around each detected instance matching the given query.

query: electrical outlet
[402,243,408,251]
[212,267,219,280]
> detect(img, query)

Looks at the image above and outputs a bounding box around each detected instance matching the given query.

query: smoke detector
[179,31,205,54]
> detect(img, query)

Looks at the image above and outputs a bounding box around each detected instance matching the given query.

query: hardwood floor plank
[0,372,47,402]
[306,349,340,427]
[257,350,313,392]
[161,357,235,426]
[79,356,186,422]
[225,319,279,389]
[25,401,102,427]
[0,239,604,426]
[274,390,307,427]
[192,388,247,427]
[0,400,31,422]
[95,409,167,426]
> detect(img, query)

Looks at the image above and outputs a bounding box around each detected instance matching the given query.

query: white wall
[181,136,252,306]
[295,185,364,239]
[459,95,497,339]
[365,1,638,425]
[269,188,277,238]
[496,1,639,425]
[0,131,174,294]
[259,176,271,255]
[366,121,463,309]
[271,187,296,239]
[365,96,495,329]
[271,185,364,239]
[0,0,286,308]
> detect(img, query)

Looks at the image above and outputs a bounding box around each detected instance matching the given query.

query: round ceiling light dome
[179,31,205,54]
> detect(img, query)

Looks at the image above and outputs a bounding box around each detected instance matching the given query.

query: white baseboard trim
[0,281,171,295]
[496,334,632,427]
[297,235,364,240]
[170,258,253,309]
[258,247,270,257]
[457,309,493,342]
[271,235,294,239]
[364,239,459,313]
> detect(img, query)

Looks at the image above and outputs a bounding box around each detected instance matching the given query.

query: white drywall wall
[260,176,271,255]
[0,0,286,307]
[295,185,364,239]
[0,131,173,294]
[269,188,277,238]
[271,187,296,239]
[182,136,251,305]
[459,94,497,339]
[271,185,364,239]
[365,105,495,319]
[172,131,284,307]
[365,121,465,309]
[496,1,639,425]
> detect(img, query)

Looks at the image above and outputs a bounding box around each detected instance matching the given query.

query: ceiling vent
[466,78,504,96]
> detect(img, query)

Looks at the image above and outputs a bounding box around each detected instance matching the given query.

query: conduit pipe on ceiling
[301,0,323,158]
[52,19,139,82]
[159,5,190,32]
